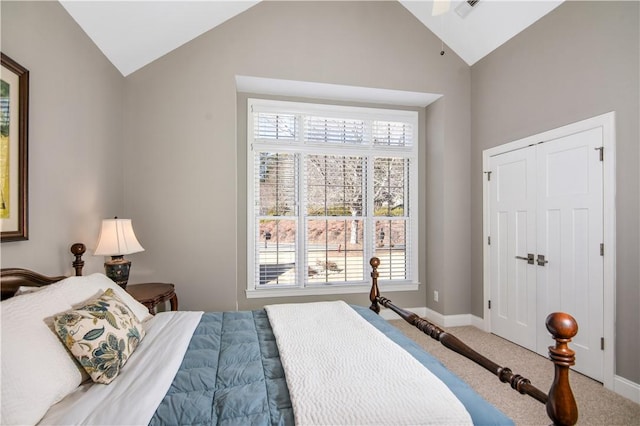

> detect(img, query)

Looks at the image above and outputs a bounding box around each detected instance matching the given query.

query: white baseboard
[614,375,640,404]
[379,306,479,328]
[379,306,428,321]
[470,314,485,330]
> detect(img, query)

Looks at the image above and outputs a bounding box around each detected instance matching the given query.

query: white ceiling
[59,0,564,77]
[400,0,563,65]
[59,0,260,76]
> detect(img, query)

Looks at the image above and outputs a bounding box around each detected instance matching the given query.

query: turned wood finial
[369,257,380,313]
[546,312,579,342]
[545,312,579,426]
[70,243,86,276]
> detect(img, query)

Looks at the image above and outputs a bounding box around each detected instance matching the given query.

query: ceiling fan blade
[432,0,451,16]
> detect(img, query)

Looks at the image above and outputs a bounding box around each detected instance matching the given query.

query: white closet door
[489,147,537,350]
[535,127,604,381]
[489,128,604,382]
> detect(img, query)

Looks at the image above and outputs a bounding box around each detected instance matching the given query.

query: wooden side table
[126,283,178,314]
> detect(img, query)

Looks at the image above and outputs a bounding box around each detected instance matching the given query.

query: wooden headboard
[1,243,86,300]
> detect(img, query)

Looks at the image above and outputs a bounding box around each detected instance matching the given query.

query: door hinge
[600,243,604,256]
[595,147,604,161]
[601,337,605,350]
[484,171,492,181]
[488,300,491,309]
[488,236,491,245]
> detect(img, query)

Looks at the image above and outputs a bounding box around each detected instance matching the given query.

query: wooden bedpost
[367,257,580,426]
[369,257,380,314]
[70,243,86,276]
[545,312,579,426]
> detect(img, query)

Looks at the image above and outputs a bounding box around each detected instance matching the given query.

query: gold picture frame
[1,53,29,242]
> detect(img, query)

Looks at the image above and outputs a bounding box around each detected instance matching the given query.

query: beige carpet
[389,319,640,425]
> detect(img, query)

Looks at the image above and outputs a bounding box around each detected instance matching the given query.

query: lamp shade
[94,218,144,256]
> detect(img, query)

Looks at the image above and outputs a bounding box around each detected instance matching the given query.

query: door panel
[489,150,536,350]
[535,128,604,381]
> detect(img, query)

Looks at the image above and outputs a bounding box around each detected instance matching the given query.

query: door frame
[482,112,616,390]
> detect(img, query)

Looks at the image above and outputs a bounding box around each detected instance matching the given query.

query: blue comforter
[150,306,513,425]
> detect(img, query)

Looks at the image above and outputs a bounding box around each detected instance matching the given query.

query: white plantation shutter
[248,99,418,295]
[305,155,366,283]
[372,120,413,147]
[255,152,296,216]
[254,113,297,141]
[305,155,365,216]
[373,156,411,280]
[253,151,298,287]
[304,116,365,144]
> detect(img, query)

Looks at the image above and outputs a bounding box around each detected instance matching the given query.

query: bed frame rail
[1,243,86,300]
[368,257,578,426]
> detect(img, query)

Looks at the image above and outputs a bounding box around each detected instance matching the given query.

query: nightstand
[126,283,178,314]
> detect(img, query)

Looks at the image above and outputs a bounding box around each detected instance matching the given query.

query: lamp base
[104,256,131,289]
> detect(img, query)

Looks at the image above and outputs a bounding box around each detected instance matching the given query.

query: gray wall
[0,1,124,274]
[123,1,472,314]
[470,1,639,382]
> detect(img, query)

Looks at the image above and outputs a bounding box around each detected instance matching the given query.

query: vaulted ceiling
[59,0,564,77]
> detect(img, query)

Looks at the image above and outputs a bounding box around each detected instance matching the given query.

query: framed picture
[1,53,29,242]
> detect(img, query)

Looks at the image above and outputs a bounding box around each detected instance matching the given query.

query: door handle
[515,253,535,265]
[537,254,549,266]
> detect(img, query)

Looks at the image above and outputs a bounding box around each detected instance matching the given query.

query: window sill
[245,282,420,299]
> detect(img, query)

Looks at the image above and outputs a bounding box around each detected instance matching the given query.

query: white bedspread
[39,311,203,426]
[265,301,473,426]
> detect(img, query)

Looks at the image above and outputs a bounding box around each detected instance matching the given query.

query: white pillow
[0,274,152,425]
[14,285,44,296]
[1,281,87,425]
[55,274,153,324]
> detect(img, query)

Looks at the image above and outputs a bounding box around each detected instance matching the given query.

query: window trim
[246,98,420,297]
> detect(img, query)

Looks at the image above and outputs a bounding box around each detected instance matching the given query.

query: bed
[1,243,578,425]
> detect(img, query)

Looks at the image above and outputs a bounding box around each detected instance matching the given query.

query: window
[247,99,419,297]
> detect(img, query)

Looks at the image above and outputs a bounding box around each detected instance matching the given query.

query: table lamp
[94,217,144,289]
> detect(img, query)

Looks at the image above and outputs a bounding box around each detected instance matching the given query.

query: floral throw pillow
[54,288,145,384]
